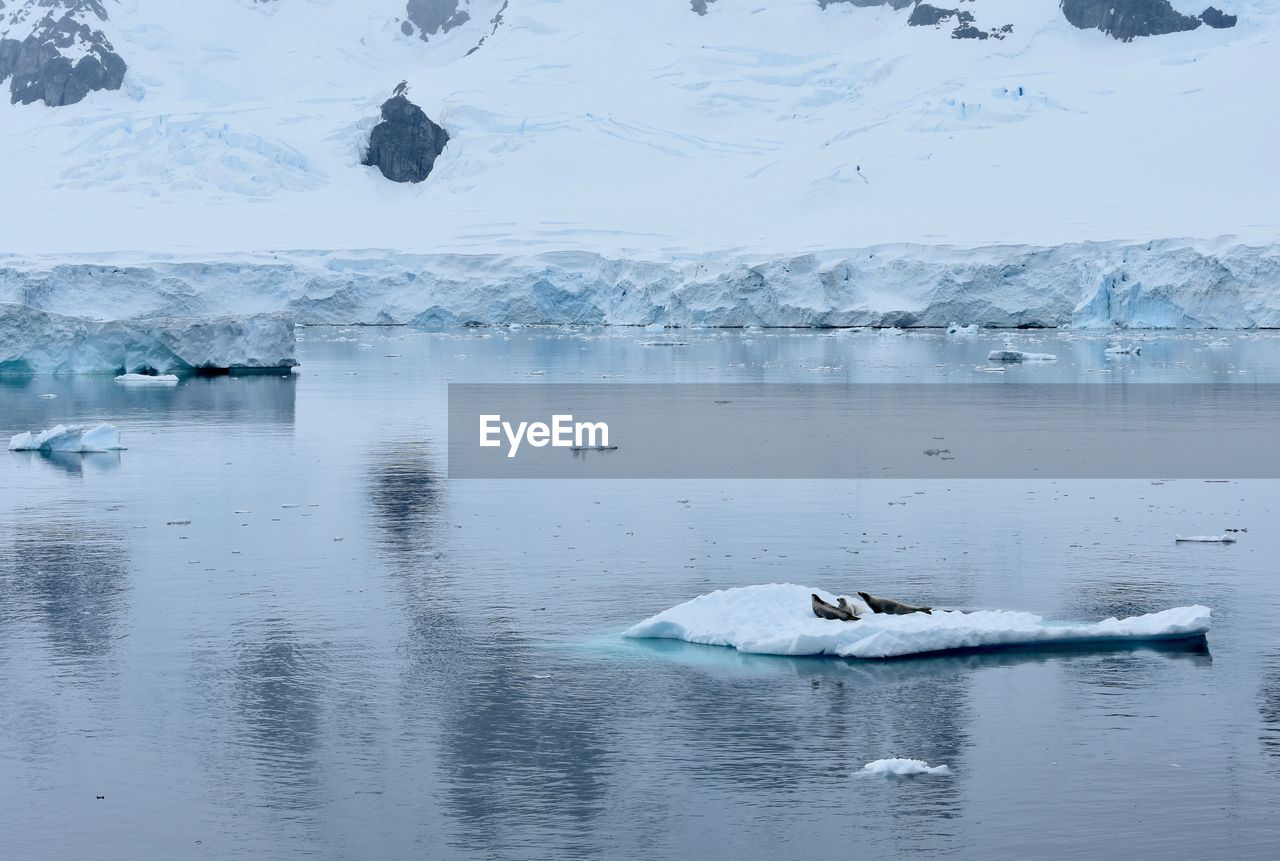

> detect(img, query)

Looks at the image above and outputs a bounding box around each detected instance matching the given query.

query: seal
[812,593,861,622]
[857,591,932,615]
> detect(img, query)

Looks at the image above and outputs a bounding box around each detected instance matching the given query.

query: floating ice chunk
[862,758,951,777]
[9,423,124,453]
[1175,535,1237,544]
[1206,338,1230,348]
[38,393,57,399]
[624,584,1211,659]
[0,304,296,375]
[988,350,1057,363]
[115,373,179,385]
[947,322,978,335]
[1105,343,1141,355]
[644,323,666,333]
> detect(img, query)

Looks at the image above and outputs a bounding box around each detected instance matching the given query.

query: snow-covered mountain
[0,0,1272,254]
[0,1,1275,327]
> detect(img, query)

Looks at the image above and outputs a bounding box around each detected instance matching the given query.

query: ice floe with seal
[624,584,1211,660]
[861,758,951,777]
[9,423,125,453]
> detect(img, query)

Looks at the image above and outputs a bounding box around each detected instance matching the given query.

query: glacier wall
[0,304,297,374]
[1,239,1277,329]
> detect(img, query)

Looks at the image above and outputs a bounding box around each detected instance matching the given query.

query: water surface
[2,328,1278,859]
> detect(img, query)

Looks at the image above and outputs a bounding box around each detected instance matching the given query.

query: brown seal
[857,591,932,615]
[812,594,861,622]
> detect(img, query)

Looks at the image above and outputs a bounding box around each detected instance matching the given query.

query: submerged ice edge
[625,584,1211,660]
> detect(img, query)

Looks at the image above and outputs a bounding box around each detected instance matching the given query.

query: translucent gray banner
[447,384,1280,479]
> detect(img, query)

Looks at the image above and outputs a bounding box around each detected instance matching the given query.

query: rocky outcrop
[1200,7,1238,29]
[816,0,1236,41]
[1061,0,1237,41]
[361,83,450,184]
[815,1,1013,39]
[0,0,126,106]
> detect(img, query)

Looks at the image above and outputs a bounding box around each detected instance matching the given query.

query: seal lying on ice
[812,594,862,621]
[857,591,932,615]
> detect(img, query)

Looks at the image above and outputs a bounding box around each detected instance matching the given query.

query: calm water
[2,327,1279,859]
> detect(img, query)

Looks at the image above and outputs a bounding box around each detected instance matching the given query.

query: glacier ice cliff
[1,240,1276,329]
[0,304,297,374]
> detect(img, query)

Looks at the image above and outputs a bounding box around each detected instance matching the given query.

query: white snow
[0,0,1275,261]
[0,304,296,374]
[1175,535,1237,544]
[862,758,951,777]
[624,584,1212,659]
[988,349,1058,363]
[115,373,179,385]
[9,423,124,453]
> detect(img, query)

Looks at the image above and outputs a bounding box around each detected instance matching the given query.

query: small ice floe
[862,758,951,777]
[1104,344,1141,356]
[988,350,1057,363]
[9,423,124,453]
[644,323,666,333]
[947,322,978,335]
[38,393,58,399]
[1175,535,1237,544]
[625,584,1211,659]
[1206,338,1230,349]
[115,373,180,385]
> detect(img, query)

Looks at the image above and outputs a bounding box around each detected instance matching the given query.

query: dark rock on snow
[362,83,450,184]
[1200,6,1238,29]
[1060,0,1236,41]
[0,0,126,106]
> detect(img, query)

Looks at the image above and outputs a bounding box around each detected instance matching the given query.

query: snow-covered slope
[0,0,1274,258]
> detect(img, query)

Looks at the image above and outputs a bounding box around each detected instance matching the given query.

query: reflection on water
[2,329,1280,859]
[9,449,122,477]
[1262,653,1280,760]
[0,517,128,673]
[231,620,325,811]
[369,444,611,858]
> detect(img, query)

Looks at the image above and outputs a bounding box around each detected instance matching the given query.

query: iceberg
[987,349,1057,363]
[115,373,180,385]
[862,759,950,777]
[624,584,1211,660]
[0,304,296,375]
[9,423,124,453]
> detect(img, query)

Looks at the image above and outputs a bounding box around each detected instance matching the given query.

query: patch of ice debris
[115,373,179,385]
[9,424,124,453]
[624,584,1211,659]
[862,759,951,777]
[988,349,1057,363]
